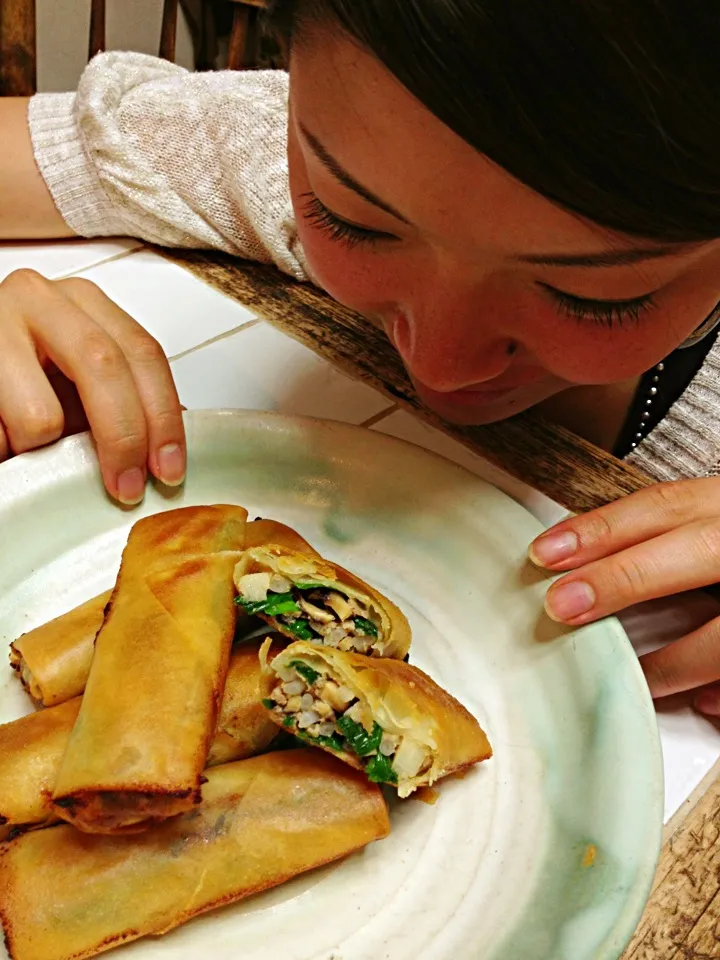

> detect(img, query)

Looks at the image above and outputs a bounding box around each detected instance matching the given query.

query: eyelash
[300,193,658,328]
[300,192,394,249]
[542,284,656,328]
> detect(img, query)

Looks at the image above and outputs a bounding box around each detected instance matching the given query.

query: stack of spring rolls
[0,505,492,960]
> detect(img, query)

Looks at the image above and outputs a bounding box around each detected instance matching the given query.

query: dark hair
[269,0,720,244]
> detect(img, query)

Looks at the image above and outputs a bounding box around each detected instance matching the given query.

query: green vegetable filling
[261,698,275,709]
[352,616,379,637]
[336,715,383,757]
[283,619,319,641]
[295,729,345,752]
[235,591,301,617]
[289,660,321,684]
[236,582,378,648]
[366,754,398,784]
[273,662,399,786]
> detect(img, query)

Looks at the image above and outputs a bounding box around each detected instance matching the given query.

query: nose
[393,279,519,394]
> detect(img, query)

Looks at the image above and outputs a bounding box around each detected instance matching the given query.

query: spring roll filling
[264,661,432,786]
[236,573,383,655]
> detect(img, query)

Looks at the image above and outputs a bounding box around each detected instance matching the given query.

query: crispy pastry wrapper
[234,545,412,659]
[262,640,492,798]
[7,520,316,710]
[9,592,110,707]
[0,751,390,960]
[0,641,285,841]
[51,505,248,833]
[0,699,81,844]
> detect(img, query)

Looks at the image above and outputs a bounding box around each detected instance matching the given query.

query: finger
[46,368,90,438]
[529,479,720,571]
[692,682,720,717]
[544,518,720,625]
[61,279,186,486]
[24,293,149,504]
[640,616,720,700]
[0,419,10,462]
[0,326,64,453]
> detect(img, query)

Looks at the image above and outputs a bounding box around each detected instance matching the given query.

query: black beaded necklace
[613,326,720,459]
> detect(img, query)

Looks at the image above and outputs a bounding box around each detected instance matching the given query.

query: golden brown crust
[0,641,287,841]
[0,751,389,960]
[264,642,492,796]
[206,638,286,765]
[51,505,248,834]
[6,519,317,712]
[0,698,81,843]
[9,592,110,707]
[243,519,321,555]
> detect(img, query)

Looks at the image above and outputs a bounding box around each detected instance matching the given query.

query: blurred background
[2,0,283,96]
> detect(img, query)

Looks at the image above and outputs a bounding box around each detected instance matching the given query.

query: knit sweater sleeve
[28,52,307,280]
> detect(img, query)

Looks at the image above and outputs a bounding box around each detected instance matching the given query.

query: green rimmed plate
[0,409,662,960]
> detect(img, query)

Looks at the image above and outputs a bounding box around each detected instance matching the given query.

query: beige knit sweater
[28,52,720,483]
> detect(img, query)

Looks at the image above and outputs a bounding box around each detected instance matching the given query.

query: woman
[1,0,720,711]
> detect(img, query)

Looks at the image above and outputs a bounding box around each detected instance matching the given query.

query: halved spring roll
[0,750,390,960]
[7,520,318,710]
[0,640,285,842]
[234,545,411,659]
[51,504,248,834]
[9,591,111,707]
[261,640,492,798]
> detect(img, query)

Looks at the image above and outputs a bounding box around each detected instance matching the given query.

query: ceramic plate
[0,410,662,960]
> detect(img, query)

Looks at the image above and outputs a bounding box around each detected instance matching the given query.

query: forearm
[0,98,75,240]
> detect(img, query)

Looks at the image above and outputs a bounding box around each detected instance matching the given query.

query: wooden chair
[0,0,268,97]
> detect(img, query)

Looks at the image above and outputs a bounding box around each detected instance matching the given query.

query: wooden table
[0,236,717,957]
[161,248,720,960]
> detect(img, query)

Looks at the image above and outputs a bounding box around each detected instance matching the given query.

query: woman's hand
[529,478,720,716]
[0,269,185,503]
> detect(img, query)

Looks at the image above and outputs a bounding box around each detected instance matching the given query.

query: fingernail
[529,530,578,567]
[117,467,145,505]
[157,443,185,486]
[694,692,720,716]
[545,580,595,622]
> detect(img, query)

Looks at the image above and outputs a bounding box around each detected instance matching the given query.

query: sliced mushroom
[299,597,336,624]
[325,591,354,621]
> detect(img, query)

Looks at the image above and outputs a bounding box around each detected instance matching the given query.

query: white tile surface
[373,410,567,528]
[77,250,258,357]
[171,321,392,425]
[373,408,720,822]
[0,238,141,282]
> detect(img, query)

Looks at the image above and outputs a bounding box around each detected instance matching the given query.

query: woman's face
[287,24,720,425]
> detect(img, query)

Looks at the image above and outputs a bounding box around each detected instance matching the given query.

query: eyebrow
[515,246,682,268]
[301,124,410,224]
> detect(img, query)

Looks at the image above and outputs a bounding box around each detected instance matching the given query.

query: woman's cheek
[525,313,674,383]
[296,220,409,314]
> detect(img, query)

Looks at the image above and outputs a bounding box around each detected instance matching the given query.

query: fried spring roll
[9,592,111,707]
[261,640,492,798]
[234,545,412,659]
[51,505,248,834]
[0,751,390,960]
[0,698,81,844]
[0,641,285,842]
[7,521,318,709]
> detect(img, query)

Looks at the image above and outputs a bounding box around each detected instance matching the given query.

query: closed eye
[539,282,658,328]
[300,192,399,248]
